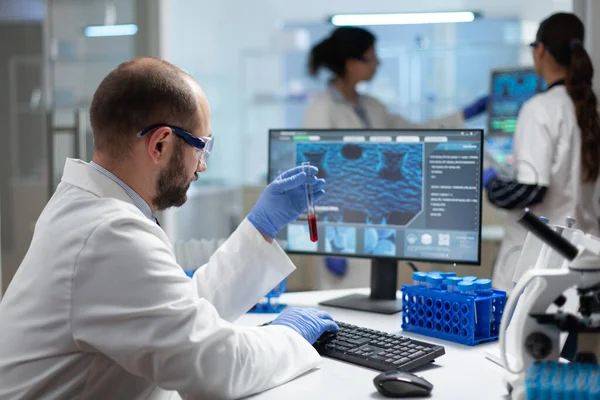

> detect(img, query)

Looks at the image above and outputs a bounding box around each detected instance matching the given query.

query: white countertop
[235,288,509,399]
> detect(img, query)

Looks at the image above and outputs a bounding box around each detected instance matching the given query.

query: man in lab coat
[0,57,339,400]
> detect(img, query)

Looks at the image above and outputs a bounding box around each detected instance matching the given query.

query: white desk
[238,289,508,399]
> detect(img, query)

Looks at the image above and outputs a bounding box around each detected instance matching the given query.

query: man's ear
[146,127,172,164]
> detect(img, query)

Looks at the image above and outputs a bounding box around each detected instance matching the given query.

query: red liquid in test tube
[303,162,318,242]
[308,214,318,242]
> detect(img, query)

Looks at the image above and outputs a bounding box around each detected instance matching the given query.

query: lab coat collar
[546,79,565,91]
[327,82,347,103]
[327,82,370,128]
[60,158,137,208]
[327,82,366,108]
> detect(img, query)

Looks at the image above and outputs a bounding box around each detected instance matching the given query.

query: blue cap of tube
[475,278,492,290]
[446,276,463,286]
[412,272,428,282]
[429,271,443,276]
[440,272,457,278]
[462,276,477,282]
[540,216,550,224]
[426,274,443,285]
[458,281,476,292]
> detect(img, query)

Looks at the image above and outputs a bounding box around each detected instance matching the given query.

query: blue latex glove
[483,167,498,189]
[248,165,325,238]
[463,95,488,119]
[325,257,348,277]
[270,307,339,344]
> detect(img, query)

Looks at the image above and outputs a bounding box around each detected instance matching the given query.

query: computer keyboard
[313,321,445,372]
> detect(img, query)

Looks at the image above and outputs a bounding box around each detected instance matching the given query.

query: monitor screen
[268,129,483,265]
[488,67,546,135]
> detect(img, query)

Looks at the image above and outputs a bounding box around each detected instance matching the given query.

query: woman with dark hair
[303,26,487,129]
[484,12,600,292]
[304,27,487,286]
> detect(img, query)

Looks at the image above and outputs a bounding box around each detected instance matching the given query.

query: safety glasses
[137,123,214,165]
[359,54,379,64]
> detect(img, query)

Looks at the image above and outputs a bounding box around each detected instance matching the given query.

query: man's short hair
[90,57,198,159]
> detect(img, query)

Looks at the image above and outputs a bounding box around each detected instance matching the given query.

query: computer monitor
[485,67,546,173]
[488,67,546,136]
[268,129,484,314]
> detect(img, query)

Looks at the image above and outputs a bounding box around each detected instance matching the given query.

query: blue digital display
[488,68,546,135]
[268,129,483,264]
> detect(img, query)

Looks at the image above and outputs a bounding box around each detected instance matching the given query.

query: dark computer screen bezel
[487,66,537,137]
[267,128,484,266]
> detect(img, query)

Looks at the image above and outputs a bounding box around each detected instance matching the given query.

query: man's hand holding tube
[248,165,325,239]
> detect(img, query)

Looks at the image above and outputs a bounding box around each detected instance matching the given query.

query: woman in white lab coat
[303,26,488,287]
[484,12,600,293]
[303,26,488,130]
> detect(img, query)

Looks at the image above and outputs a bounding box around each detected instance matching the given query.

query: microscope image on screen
[296,142,423,227]
[492,71,545,110]
[364,228,397,256]
[286,224,318,252]
[488,68,546,135]
[325,226,357,254]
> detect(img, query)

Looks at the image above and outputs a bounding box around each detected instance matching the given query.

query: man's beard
[153,141,193,211]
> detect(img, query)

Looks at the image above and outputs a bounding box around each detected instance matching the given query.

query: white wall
[48,0,136,108]
[579,0,600,94]
[167,0,573,75]
[166,0,573,80]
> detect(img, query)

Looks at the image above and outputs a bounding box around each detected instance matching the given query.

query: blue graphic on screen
[286,224,318,252]
[365,228,397,256]
[325,226,357,254]
[489,69,546,135]
[296,143,423,226]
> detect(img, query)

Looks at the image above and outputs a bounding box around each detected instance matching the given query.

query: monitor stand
[318,258,403,315]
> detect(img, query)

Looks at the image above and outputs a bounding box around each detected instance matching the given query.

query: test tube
[446,277,463,293]
[474,278,494,328]
[302,162,318,242]
[457,281,476,296]
[426,274,443,290]
[474,279,493,297]
[439,272,457,290]
[440,272,457,278]
[412,272,428,287]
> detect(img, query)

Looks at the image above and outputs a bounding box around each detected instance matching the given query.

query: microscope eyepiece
[518,208,579,261]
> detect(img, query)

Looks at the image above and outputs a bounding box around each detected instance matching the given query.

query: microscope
[499,209,600,400]
[485,214,581,369]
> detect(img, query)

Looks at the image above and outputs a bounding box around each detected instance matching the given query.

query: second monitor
[268,129,484,314]
[485,67,546,173]
[488,66,546,136]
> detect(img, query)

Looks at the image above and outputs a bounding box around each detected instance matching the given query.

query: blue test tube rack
[247,279,287,313]
[526,361,600,399]
[400,283,506,346]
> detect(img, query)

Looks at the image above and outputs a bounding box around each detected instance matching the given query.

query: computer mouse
[373,370,433,398]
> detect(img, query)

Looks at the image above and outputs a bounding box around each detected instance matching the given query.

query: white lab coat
[303,89,464,289]
[491,85,600,292]
[303,89,464,130]
[0,158,321,400]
